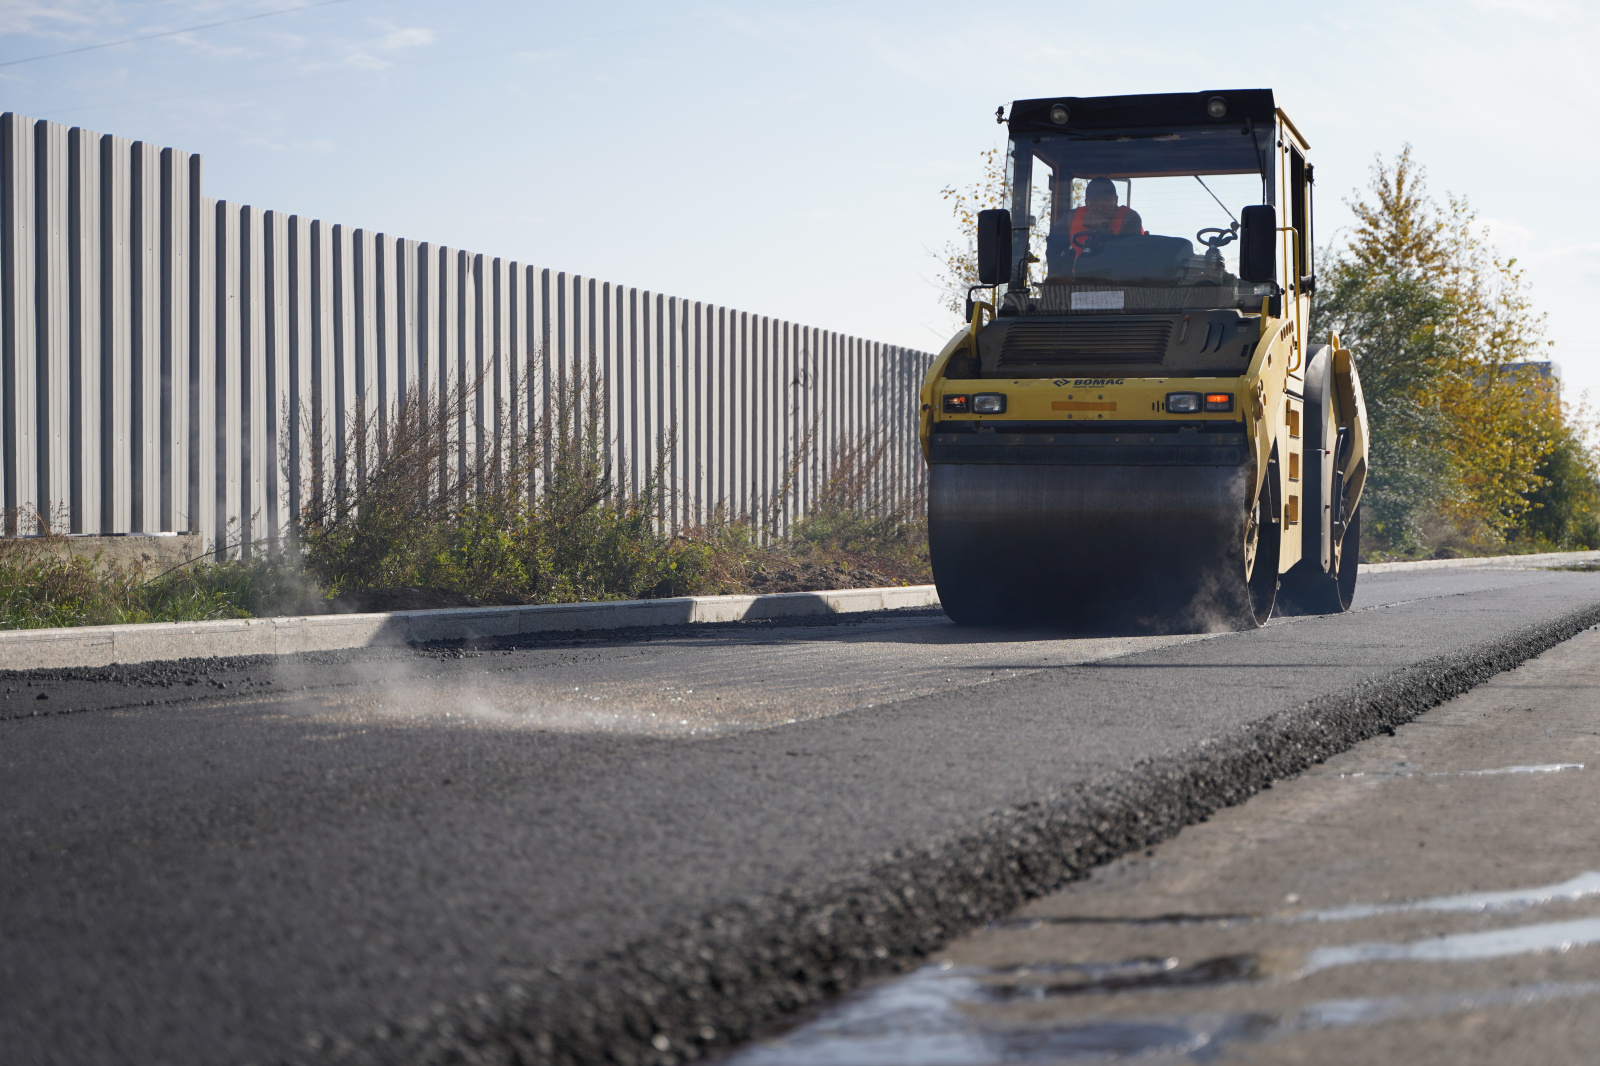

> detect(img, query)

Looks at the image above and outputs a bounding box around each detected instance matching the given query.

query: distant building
[1506,360,1559,383]
[1500,361,1560,417]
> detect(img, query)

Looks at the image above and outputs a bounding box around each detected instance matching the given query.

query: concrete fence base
[21,533,210,574]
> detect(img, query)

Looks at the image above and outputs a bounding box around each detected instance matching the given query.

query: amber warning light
[1167,392,1234,414]
[942,394,971,414]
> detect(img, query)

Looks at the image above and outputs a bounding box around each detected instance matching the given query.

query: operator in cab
[1046,177,1145,275]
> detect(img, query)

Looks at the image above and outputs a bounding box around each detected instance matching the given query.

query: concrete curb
[1358,549,1600,574]
[0,586,942,671]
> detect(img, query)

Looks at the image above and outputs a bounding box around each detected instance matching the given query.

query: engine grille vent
[997,320,1172,365]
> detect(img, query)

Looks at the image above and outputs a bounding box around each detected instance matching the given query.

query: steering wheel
[1071,229,1109,254]
[1197,224,1238,250]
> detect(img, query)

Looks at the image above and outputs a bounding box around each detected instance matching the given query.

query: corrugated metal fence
[0,112,932,552]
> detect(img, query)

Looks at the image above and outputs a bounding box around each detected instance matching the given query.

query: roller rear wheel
[1215,473,1280,630]
[1277,507,1361,615]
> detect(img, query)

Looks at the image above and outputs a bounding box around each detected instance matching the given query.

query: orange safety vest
[1068,206,1140,257]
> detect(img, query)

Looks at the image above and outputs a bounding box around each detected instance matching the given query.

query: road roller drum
[930,460,1274,629]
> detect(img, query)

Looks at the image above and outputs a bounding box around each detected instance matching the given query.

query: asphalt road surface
[724,619,1600,1065]
[3,565,1599,1066]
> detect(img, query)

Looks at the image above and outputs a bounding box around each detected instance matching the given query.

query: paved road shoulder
[2,569,1598,1065]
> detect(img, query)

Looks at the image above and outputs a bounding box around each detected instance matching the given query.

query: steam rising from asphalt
[257,621,1230,738]
[265,650,736,736]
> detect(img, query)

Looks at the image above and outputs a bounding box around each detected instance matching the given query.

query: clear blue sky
[4,0,1597,401]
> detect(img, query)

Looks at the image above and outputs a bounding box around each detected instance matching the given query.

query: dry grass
[686,430,930,594]
[0,525,319,630]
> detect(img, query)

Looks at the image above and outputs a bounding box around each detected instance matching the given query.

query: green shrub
[296,369,718,606]
[1515,428,1600,550]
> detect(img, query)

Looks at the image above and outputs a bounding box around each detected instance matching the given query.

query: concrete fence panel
[0,112,933,551]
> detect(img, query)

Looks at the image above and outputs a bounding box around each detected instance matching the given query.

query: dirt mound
[742,556,915,595]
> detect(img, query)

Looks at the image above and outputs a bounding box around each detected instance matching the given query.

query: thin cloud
[0,0,355,66]
[0,0,112,36]
[241,133,335,153]
[167,30,253,59]
[377,26,434,50]
[332,22,435,72]
[1469,0,1585,18]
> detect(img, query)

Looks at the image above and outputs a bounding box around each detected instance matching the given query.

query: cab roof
[1008,89,1277,135]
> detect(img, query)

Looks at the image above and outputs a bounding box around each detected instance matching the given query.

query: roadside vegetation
[293,370,928,612]
[0,533,317,630]
[690,433,930,596]
[1311,147,1599,560]
[0,370,928,630]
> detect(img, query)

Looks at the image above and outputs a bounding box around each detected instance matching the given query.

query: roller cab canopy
[1006,89,1277,135]
[995,88,1310,320]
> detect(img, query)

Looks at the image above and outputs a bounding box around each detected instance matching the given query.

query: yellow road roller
[922,89,1368,629]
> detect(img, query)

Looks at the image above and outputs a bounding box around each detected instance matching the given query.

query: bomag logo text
[1070,378,1124,387]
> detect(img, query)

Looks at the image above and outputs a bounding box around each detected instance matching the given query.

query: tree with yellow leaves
[933,149,1059,321]
[1313,146,1594,554]
[933,148,1008,320]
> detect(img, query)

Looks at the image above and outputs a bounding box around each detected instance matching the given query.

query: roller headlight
[1165,392,1202,414]
[972,393,1007,414]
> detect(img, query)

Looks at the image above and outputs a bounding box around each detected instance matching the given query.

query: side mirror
[1238,204,1277,285]
[976,209,1012,285]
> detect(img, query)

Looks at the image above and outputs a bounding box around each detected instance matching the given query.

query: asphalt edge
[0,586,941,671]
[3,550,1597,672]
[312,599,1600,1066]
[1360,549,1600,574]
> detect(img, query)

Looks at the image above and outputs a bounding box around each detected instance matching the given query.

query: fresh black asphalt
[3,567,1599,1066]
